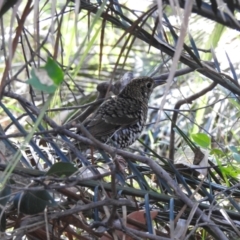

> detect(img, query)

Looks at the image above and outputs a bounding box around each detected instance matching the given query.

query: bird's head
[119,77,165,102]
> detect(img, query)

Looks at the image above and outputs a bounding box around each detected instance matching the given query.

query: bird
[81,76,165,149]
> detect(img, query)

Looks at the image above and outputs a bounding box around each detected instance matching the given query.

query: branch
[3,90,227,240]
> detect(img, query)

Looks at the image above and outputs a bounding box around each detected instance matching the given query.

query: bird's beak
[153,78,167,87]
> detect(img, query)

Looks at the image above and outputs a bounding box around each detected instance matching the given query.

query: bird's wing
[85,118,118,138]
[84,97,143,138]
[104,97,144,124]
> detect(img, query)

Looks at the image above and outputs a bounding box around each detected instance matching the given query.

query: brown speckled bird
[83,77,164,148]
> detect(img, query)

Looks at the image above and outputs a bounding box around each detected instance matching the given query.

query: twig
[0,0,33,98]
[169,82,217,161]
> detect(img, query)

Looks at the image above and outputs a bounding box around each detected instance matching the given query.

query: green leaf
[43,57,64,85]
[233,153,240,163]
[220,166,240,179]
[26,68,57,93]
[14,190,56,215]
[46,162,78,177]
[26,57,64,93]
[191,133,211,148]
[229,145,238,153]
[210,148,225,157]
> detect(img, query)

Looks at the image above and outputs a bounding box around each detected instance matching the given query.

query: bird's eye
[146,82,152,88]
